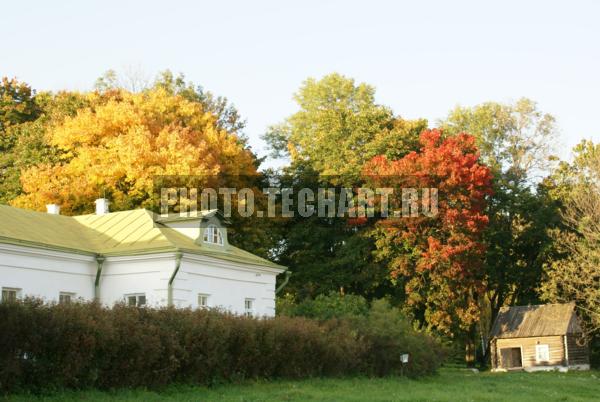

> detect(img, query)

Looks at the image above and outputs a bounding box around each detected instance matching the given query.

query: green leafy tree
[264,73,426,182]
[1,77,38,202]
[269,164,399,300]
[440,99,561,326]
[0,77,39,132]
[541,140,600,336]
[441,98,556,182]
[264,74,425,300]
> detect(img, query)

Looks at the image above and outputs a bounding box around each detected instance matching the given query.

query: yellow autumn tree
[12,87,257,214]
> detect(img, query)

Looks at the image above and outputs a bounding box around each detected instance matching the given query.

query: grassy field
[4,369,599,402]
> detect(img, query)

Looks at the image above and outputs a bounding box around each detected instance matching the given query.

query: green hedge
[0,299,444,393]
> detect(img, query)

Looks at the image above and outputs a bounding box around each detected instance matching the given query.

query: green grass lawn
[4,369,600,402]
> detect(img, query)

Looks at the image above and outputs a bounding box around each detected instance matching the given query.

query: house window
[1,287,20,302]
[203,225,223,245]
[126,293,146,307]
[535,344,550,362]
[244,298,254,317]
[198,294,210,308]
[59,292,76,304]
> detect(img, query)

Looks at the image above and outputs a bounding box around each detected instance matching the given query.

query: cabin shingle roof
[490,303,582,339]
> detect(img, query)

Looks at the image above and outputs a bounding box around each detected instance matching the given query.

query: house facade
[0,200,286,317]
[489,303,590,372]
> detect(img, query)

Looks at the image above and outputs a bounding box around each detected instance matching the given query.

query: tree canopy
[264,73,426,181]
[12,87,257,214]
[541,140,600,335]
[364,130,493,338]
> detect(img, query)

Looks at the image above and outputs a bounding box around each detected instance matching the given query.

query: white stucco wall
[0,244,96,302]
[1,244,282,317]
[174,254,279,317]
[98,253,176,307]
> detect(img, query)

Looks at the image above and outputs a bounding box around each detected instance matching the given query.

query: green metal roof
[0,204,284,270]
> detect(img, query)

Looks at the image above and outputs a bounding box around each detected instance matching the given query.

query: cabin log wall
[495,336,565,368]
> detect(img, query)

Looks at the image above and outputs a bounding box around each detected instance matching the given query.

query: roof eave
[0,236,97,256]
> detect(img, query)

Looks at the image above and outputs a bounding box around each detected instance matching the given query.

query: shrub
[279,294,447,377]
[352,299,446,377]
[0,298,444,393]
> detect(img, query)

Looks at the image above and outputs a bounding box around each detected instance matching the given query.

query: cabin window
[203,225,223,245]
[535,344,550,362]
[198,294,210,308]
[244,298,254,317]
[125,293,146,307]
[59,292,76,304]
[1,287,20,302]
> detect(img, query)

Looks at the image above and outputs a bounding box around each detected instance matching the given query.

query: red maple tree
[364,129,493,347]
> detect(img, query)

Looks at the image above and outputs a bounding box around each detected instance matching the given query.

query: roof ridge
[0,204,77,220]
[500,302,575,309]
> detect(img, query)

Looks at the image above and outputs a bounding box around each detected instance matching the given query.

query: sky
[2,0,599,169]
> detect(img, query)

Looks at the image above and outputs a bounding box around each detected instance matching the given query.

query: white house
[0,200,287,317]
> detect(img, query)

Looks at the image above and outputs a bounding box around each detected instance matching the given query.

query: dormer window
[203,225,223,245]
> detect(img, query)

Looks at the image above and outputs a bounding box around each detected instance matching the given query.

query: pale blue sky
[2,0,599,168]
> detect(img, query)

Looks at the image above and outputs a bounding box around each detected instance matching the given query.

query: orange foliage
[364,129,493,336]
[12,88,257,214]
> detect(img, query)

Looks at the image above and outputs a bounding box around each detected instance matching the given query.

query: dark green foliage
[279,295,446,375]
[354,300,444,377]
[270,166,402,301]
[0,78,42,203]
[590,336,600,368]
[277,292,370,320]
[0,77,40,133]
[0,299,443,393]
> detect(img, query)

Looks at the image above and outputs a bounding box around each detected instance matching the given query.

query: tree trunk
[465,326,477,367]
[465,341,476,367]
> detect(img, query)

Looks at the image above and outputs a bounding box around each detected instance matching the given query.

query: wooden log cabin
[489,303,590,372]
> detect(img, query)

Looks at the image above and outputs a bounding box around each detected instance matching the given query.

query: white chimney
[46,204,61,215]
[95,198,110,215]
